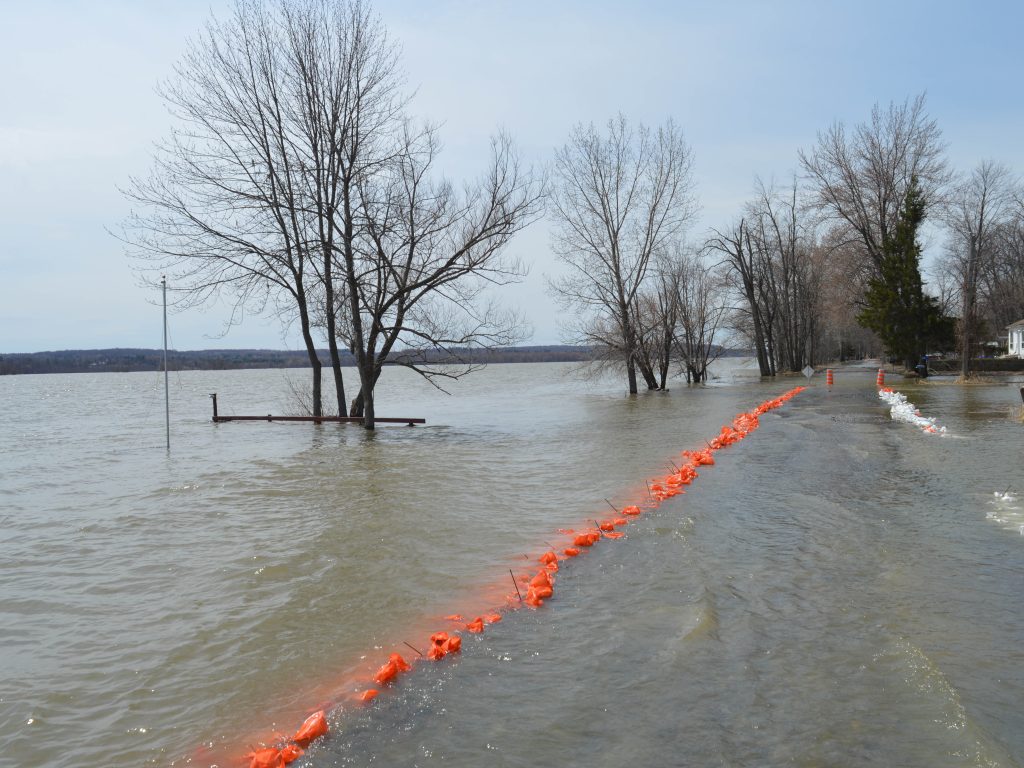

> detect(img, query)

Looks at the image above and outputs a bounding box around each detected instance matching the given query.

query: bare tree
[705,219,775,375]
[343,127,543,427]
[122,0,343,414]
[799,94,950,275]
[671,251,727,383]
[549,115,697,394]
[745,178,825,372]
[631,246,727,387]
[123,0,539,427]
[633,285,674,391]
[285,0,407,417]
[633,248,680,390]
[979,200,1024,333]
[943,161,1015,377]
[122,0,405,416]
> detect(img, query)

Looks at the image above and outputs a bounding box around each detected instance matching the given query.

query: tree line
[0,346,606,376]
[549,95,1024,385]
[121,1,1024,425]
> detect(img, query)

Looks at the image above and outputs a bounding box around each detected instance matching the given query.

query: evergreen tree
[857,179,945,369]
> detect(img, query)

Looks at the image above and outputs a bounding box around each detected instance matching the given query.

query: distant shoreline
[0,346,750,376]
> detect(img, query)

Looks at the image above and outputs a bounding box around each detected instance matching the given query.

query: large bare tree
[123,0,539,427]
[943,160,1015,377]
[799,94,950,275]
[123,0,404,416]
[745,179,824,372]
[549,115,697,394]
[705,218,776,376]
[123,0,354,414]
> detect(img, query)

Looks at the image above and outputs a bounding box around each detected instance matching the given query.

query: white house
[1008,319,1024,358]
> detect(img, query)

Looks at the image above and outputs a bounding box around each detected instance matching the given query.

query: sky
[2,0,1023,354]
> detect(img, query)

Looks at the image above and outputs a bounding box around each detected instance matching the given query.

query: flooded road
[2,363,1022,767]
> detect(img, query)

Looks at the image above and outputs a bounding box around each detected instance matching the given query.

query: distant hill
[0,345,750,376]
[0,346,585,375]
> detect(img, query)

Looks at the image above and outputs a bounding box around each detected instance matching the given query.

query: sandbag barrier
[878,387,947,435]
[241,387,806,767]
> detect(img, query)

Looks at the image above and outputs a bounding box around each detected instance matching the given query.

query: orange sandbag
[374,659,398,685]
[613,518,628,526]
[280,743,304,764]
[599,521,615,531]
[622,505,641,516]
[443,635,462,653]
[359,689,379,703]
[249,747,284,768]
[563,547,580,557]
[530,571,552,588]
[293,710,328,746]
[531,583,553,599]
[427,644,447,660]
[603,531,624,539]
[466,617,485,633]
[428,630,451,660]
[485,612,502,623]
[573,531,599,546]
[539,551,558,566]
[524,590,544,607]
[389,652,412,672]
[444,614,464,621]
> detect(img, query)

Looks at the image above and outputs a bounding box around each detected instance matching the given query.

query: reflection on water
[1,363,1023,767]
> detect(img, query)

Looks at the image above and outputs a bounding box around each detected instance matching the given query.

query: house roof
[1009,319,1024,329]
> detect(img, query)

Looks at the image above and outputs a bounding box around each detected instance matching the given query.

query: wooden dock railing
[209,394,424,426]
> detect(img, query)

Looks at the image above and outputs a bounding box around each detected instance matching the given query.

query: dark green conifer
[857,179,946,369]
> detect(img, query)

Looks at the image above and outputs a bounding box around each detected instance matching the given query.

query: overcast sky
[2,0,1022,353]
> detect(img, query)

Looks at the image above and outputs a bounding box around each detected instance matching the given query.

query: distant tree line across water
[0,346,739,376]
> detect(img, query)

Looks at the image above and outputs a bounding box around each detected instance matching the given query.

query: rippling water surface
[2,363,1023,767]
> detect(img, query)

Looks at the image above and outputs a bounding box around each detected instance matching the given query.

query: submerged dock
[209,394,425,426]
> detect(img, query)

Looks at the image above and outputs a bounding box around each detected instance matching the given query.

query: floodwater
[1,361,1023,768]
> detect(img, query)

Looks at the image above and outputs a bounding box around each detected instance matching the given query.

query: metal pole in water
[162,276,170,452]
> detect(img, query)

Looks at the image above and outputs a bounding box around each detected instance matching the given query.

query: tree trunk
[297,302,322,418]
[359,365,376,430]
[750,308,771,376]
[638,358,659,390]
[328,341,346,417]
[309,355,322,417]
[323,267,346,415]
[961,237,977,379]
[626,360,639,394]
